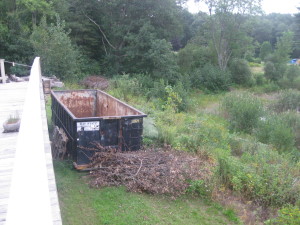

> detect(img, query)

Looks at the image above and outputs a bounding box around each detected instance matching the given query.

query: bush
[192,63,231,92]
[286,65,300,82]
[256,114,295,152]
[177,44,214,74]
[266,205,300,224]
[264,61,278,81]
[281,112,300,151]
[272,89,300,113]
[254,73,267,86]
[278,67,300,90]
[175,114,230,152]
[186,179,212,198]
[229,58,253,86]
[264,54,287,82]
[216,150,300,207]
[221,92,264,133]
[229,135,262,157]
[108,74,143,102]
[155,112,230,153]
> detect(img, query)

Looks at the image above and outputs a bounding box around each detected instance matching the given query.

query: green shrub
[281,112,300,151]
[250,81,280,94]
[216,150,300,207]
[221,92,264,133]
[175,114,230,152]
[280,76,300,90]
[264,53,288,82]
[256,114,295,152]
[177,44,214,74]
[266,205,300,224]
[192,64,232,92]
[229,58,253,86]
[109,74,143,101]
[229,135,262,157]
[155,112,230,153]
[148,80,189,112]
[186,179,212,198]
[254,73,267,86]
[286,65,300,82]
[273,89,300,113]
[264,61,278,81]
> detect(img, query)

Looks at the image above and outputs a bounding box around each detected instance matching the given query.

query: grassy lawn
[54,161,240,225]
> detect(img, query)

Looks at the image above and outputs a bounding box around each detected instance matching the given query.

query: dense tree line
[0,0,299,85]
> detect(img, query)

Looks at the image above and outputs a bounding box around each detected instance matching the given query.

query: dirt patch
[80,75,109,90]
[88,148,214,196]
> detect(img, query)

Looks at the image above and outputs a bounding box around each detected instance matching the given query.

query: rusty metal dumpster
[51,89,147,169]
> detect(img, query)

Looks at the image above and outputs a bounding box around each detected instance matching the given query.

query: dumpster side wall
[57,90,96,118]
[96,91,141,117]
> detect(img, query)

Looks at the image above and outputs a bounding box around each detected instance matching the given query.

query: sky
[186,0,300,15]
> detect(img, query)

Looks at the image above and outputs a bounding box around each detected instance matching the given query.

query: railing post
[0,59,6,83]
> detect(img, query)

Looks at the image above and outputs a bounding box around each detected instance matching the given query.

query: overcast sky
[186,0,300,15]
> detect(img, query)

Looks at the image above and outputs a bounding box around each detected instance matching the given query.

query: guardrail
[5,57,61,224]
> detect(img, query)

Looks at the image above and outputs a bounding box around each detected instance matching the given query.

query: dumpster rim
[51,89,147,120]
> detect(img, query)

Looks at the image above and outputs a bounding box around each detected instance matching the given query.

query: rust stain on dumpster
[55,90,143,118]
[59,91,96,118]
[51,89,147,168]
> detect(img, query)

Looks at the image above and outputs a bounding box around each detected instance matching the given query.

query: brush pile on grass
[80,75,109,90]
[88,148,214,196]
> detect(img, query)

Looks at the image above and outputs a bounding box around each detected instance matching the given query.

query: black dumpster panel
[51,89,147,168]
[100,119,119,146]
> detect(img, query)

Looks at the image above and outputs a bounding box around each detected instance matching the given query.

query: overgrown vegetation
[5,0,300,223]
[54,161,240,225]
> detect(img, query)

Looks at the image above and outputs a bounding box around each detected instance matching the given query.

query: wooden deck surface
[0,82,61,224]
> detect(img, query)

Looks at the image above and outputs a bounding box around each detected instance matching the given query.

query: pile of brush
[88,148,214,196]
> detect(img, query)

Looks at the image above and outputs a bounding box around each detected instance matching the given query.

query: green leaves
[30,15,80,79]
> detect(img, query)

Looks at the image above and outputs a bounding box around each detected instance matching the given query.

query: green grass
[45,95,53,133]
[54,161,240,225]
[189,91,222,109]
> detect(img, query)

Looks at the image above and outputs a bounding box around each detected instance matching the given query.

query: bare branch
[83,12,116,50]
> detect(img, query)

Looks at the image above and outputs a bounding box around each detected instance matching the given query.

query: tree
[196,0,262,70]
[293,8,300,57]
[30,16,80,80]
[229,58,252,85]
[275,31,294,63]
[68,0,183,80]
[264,31,294,82]
[259,41,272,61]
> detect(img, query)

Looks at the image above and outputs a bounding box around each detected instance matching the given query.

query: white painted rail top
[6,57,53,225]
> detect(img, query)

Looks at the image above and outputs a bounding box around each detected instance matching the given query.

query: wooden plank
[0,75,61,224]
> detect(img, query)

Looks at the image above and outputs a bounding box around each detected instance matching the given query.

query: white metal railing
[0,59,5,83]
[6,57,53,224]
